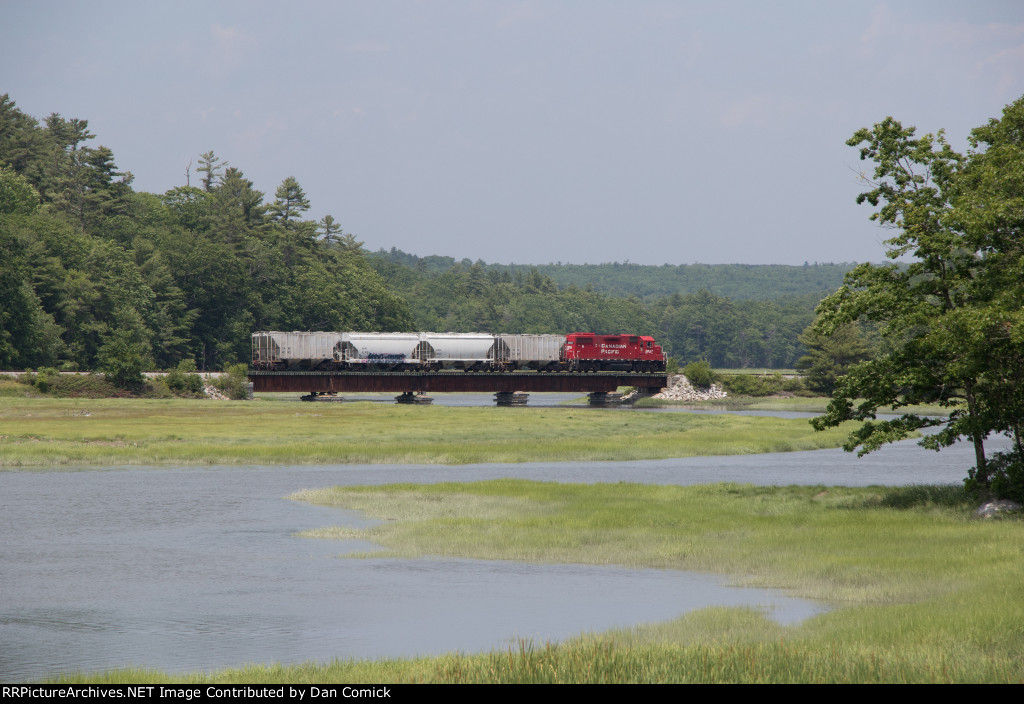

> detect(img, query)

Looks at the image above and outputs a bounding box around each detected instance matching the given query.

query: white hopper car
[252,331,546,371]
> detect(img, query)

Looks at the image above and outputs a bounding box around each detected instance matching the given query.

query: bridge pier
[300,391,344,402]
[494,391,529,406]
[395,391,433,405]
[588,391,624,406]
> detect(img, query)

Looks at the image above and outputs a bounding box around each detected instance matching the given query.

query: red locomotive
[563,333,665,372]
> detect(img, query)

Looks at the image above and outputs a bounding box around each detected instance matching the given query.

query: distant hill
[369,248,854,300]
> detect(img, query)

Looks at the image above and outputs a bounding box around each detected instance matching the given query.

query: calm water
[1,412,1007,682]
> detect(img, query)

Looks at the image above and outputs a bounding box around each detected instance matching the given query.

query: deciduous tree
[811,97,1024,498]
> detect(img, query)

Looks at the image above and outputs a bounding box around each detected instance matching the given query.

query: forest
[1,94,839,376]
[0,95,411,373]
[368,252,832,368]
[371,247,852,300]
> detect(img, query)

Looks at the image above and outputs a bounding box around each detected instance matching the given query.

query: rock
[973,499,1022,519]
[650,374,728,402]
[203,384,229,400]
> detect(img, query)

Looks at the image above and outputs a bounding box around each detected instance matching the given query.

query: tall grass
[45,636,1024,683]
[283,481,1024,682]
[0,397,853,467]
[635,394,953,416]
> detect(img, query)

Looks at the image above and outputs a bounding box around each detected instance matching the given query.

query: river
[0,405,1006,681]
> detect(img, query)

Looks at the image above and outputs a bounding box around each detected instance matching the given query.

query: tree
[97,325,149,388]
[0,164,40,214]
[319,215,363,251]
[205,167,265,246]
[268,176,309,226]
[795,322,870,394]
[197,151,227,192]
[317,214,342,241]
[810,97,1024,498]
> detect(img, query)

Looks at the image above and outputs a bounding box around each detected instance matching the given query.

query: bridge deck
[248,371,668,394]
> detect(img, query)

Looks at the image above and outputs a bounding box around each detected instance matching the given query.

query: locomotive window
[646,341,652,348]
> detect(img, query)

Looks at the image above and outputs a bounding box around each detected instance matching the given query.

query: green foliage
[45,373,119,398]
[720,373,785,397]
[166,358,203,395]
[0,164,39,214]
[216,363,251,400]
[795,322,871,394]
[97,329,148,388]
[682,360,716,388]
[0,95,413,374]
[372,247,852,300]
[968,450,1024,504]
[29,367,60,393]
[17,369,119,398]
[811,96,1024,496]
[368,254,820,368]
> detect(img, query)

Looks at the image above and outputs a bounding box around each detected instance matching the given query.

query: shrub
[98,330,148,388]
[682,360,716,389]
[46,373,118,398]
[166,359,203,395]
[967,449,1024,503]
[142,378,175,399]
[31,367,60,394]
[719,373,789,397]
[216,363,252,400]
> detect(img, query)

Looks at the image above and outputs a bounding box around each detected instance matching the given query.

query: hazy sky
[4,1,1024,265]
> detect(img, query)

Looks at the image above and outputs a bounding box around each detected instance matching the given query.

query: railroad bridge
[248,371,668,405]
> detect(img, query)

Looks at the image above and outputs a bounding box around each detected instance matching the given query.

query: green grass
[292,481,1006,604]
[635,394,953,416]
[288,481,1022,682]
[52,481,1024,683]
[0,396,854,467]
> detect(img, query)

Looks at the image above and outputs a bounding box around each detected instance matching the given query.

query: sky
[4,1,1024,266]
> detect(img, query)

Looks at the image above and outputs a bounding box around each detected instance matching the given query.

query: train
[252,331,666,373]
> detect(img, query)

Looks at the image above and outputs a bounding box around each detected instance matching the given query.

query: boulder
[651,374,728,402]
[972,499,1022,519]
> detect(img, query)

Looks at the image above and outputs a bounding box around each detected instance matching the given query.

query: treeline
[369,257,826,368]
[371,247,853,300]
[0,95,411,372]
[1,93,836,375]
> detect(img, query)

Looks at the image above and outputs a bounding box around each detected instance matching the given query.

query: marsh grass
[45,636,1024,683]
[634,395,952,416]
[57,481,1024,683]
[279,481,1024,682]
[0,397,853,467]
[292,481,1016,604]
